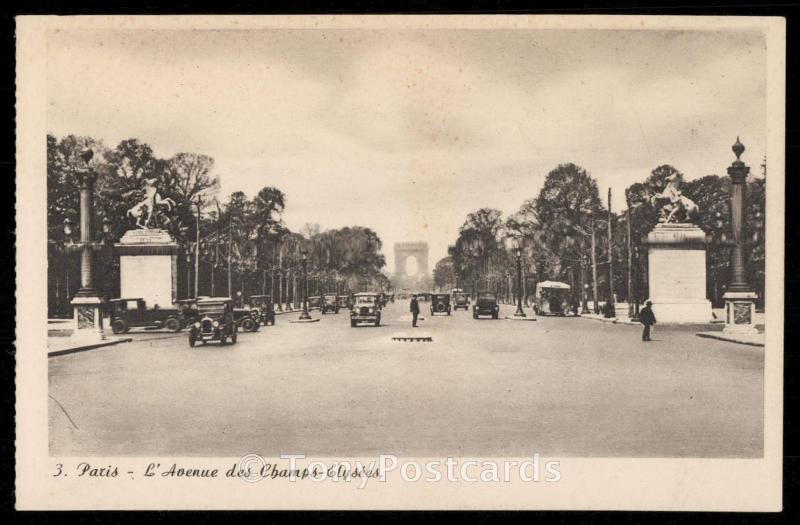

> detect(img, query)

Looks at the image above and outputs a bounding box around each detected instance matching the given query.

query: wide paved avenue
[49,302,763,458]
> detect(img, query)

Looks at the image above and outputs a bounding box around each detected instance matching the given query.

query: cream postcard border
[16,14,785,511]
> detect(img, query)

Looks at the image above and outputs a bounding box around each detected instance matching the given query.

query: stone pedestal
[70,295,105,341]
[646,223,712,324]
[722,291,759,334]
[115,229,179,308]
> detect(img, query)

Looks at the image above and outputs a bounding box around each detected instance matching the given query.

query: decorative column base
[722,291,759,335]
[70,295,106,342]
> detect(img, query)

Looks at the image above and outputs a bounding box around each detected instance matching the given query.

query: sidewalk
[576,308,765,347]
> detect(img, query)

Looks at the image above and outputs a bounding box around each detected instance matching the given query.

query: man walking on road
[639,301,656,341]
[410,294,420,328]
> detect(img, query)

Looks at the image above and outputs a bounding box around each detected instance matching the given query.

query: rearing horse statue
[126,177,176,229]
[650,174,699,224]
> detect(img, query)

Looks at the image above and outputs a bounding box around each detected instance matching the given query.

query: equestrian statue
[125,177,176,229]
[650,173,699,224]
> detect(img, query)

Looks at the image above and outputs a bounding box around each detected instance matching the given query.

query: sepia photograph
[16,14,785,510]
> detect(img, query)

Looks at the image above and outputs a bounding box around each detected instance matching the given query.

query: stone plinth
[115,229,179,308]
[70,295,105,342]
[722,291,759,335]
[646,223,712,324]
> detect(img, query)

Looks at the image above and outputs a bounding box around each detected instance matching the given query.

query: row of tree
[436,163,766,309]
[47,134,389,317]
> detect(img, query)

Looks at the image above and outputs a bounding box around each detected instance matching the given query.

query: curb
[48,337,133,357]
[580,315,641,326]
[696,331,765,347]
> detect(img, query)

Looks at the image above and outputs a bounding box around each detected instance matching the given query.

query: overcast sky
[46,28,766,273]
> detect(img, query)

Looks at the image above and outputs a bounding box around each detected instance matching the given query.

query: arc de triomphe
[393,242,430,290]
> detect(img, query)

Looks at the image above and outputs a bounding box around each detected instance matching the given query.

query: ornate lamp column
[69,149,105,341]
[580,255,590,314]
[723,138,759,334]
[297,248,312,321]
[513,247,527,318]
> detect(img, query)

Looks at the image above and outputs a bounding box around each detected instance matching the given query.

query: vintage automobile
[533,281,572,316]
[473,291,500,319]
[109,298,185,334]
[452,291,470,311]
[176,298,199,327]
[350,292,382,327]
[321,293,340,314]
[308,296,322,310]
[233,307,260,332]
[430,293,452,315]
[337,295,351,310]
[248,295,275,326]
[188,297,237,347]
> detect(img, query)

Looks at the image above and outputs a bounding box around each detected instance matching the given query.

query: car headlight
[193,322,200,328]
[212,320,220,328]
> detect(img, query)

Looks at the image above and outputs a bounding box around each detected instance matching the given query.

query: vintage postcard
[16,14,785,510]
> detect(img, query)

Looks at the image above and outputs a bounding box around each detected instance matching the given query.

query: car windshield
[478,293,496,300]
[355,296,376,305]
[198,303,227,315]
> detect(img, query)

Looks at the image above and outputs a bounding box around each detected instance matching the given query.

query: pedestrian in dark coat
[410,295,420,327]
[639,301,656,341]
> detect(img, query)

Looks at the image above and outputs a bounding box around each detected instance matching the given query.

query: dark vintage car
[452,291,470,311]
[473,291,500,319]
[337,295,351,310]
[176,298,199,327]
[189,297,237,347]
[350,292,381,327]
[248,295,275,326]
[109,298,185,334]
[233,307,260,332]
[321,293,340,314]
[308,296,322,310]
[430,293,452,315]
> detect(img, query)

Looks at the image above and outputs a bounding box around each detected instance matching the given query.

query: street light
[582,284,590,315]
[581,256,590,314]
[63,217,74,240]
[298,247,311,320]
[513,246,526,318]
[721,137,758,334]
[67,148,105,340]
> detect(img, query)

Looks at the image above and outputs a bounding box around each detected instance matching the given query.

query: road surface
[49,302,764,458]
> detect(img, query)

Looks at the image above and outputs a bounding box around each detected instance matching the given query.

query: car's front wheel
[350,319,357,327]
[111,319,127,334]
[240,317,255,332]
[165,317,181,332]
